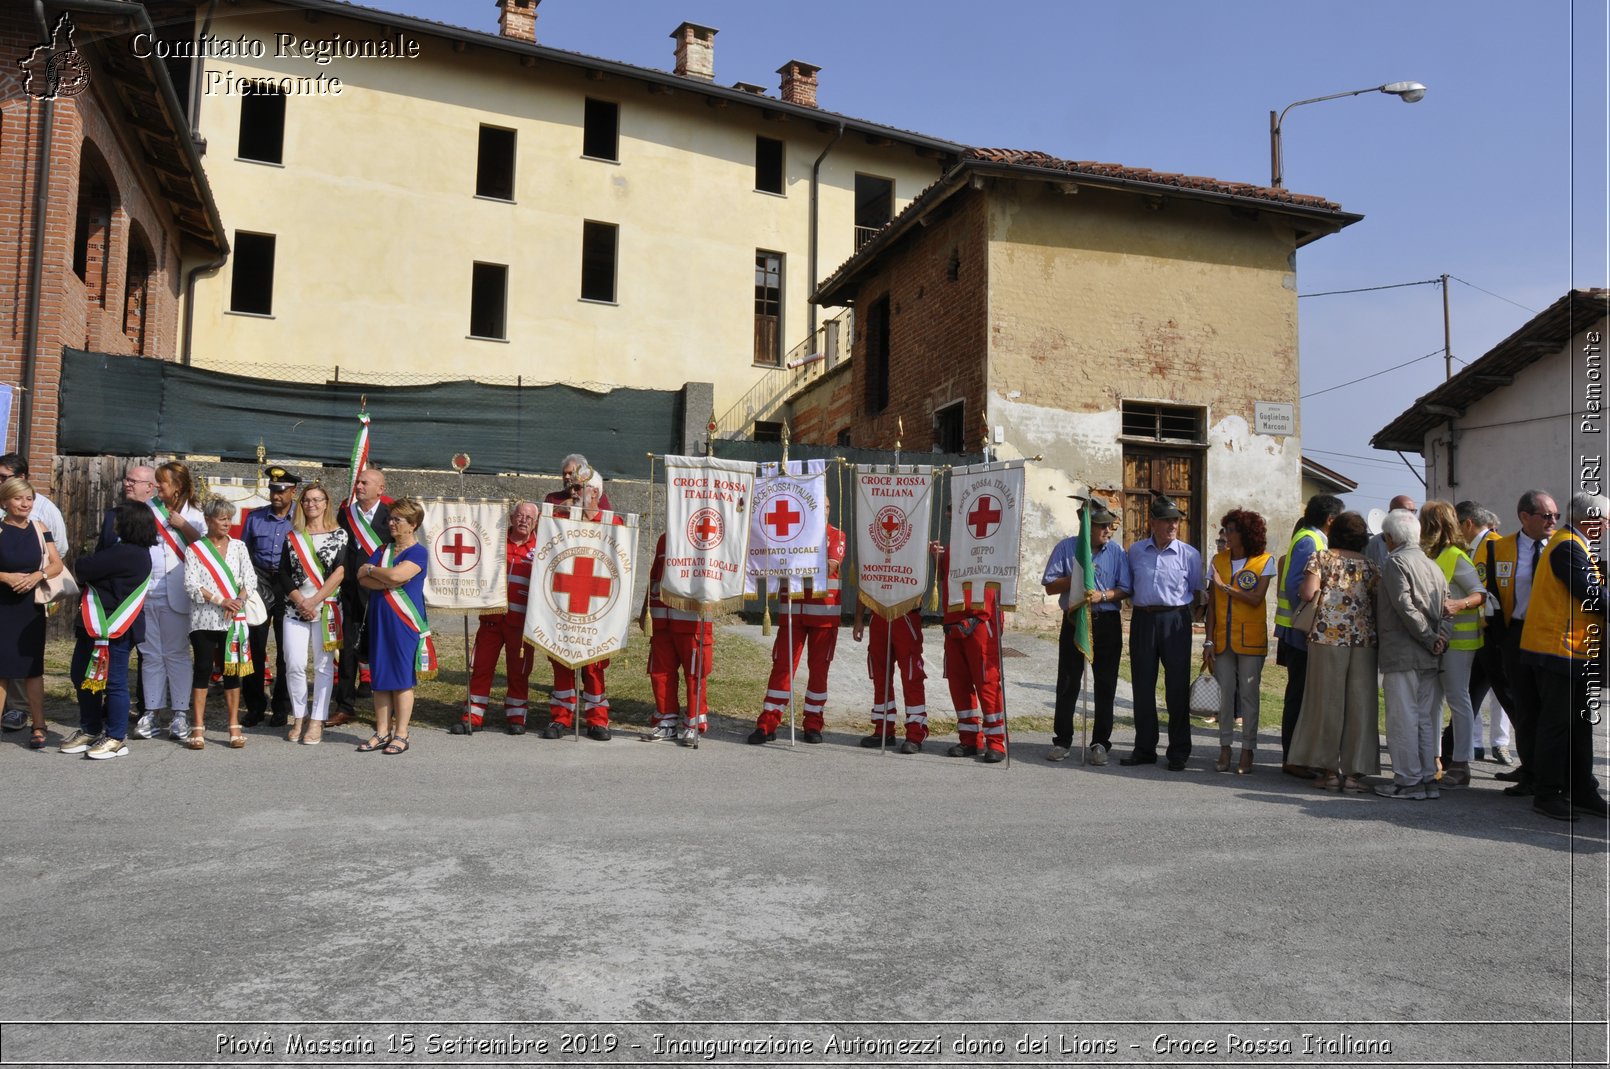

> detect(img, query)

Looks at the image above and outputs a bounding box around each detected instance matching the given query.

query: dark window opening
[947,247,961,282]
[237,83,285,163]
[934,401,965,454]
[1121,401,1205,443]
[754,250,782,366]
[836,428,852,448]
[854,173,894,249]
[72,150,113,306]
[123,228,152,353]
[755,136,784,194]
[865,295,891,414]
[469,262,508,339]
[582,98,619,161]
[229,231,276,315]
[753,420,784,443]
[581,221,618,302]
[476,125,517,200]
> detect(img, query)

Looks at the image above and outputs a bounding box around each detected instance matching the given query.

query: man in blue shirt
[241,466,299,727]
[1273,494,1342,777]
[1042,499,1130,764]
[1122,496,1203,771]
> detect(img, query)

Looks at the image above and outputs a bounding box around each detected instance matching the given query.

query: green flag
[1073,499,1095,659]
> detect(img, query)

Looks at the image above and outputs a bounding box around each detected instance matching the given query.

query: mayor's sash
[189,538,253,675]
[523,504,638,669]
[288,532,343,652]
[745,459,828,598]
[947,460,1026,612]
[855,465,934,620]
[378,544,438,681]
[660,455,755,613]
[79,578,151,692]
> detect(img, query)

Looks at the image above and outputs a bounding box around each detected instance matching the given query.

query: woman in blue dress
[354,498,432,755]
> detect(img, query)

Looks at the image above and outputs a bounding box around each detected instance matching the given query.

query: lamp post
[1270,81,1426,187]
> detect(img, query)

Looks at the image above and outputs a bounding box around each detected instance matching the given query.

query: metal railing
[714,307,855,440]
[854,225,881,251]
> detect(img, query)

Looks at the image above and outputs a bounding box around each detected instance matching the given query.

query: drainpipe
[811,123,850,344]
[19,0,56,460]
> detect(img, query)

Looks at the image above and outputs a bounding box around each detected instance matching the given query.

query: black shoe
[1166,759,1188,772]
[507,722,526,736]
[241,711,265,728]
[1119,754,1157,767]
[1474,746,1486,762]
[946,743,981,758]
[449,720,472,735]
[542,722,566,739]
[267,711,288,728]
[802,729,823,744]
[897,739,922,754]
[1502,782,1534,797]
[859,733,893,748]
[586,725,612,742]
[979,748,1005,764]
[746,728,776,745]
[1494,767,1525,782]
[1534,794,1580,821]
[1572,793,1610,816]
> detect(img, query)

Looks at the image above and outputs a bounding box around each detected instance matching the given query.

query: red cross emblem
[967,496,1002,539]
[688,508,724,551]
[551,553,614,615]
[870,505,912,553]
[436,526,482,573]
[764,495,803,542]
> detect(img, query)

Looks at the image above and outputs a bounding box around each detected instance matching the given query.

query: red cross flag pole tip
[452,453,471,473]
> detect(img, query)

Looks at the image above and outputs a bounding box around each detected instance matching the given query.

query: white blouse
[184,538,258,632]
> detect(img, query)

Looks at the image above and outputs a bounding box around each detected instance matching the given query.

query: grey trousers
[1212,650,1263,748]
[1383,668,1444,786]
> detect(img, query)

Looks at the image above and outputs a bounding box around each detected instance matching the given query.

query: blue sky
[376,0,1603,508]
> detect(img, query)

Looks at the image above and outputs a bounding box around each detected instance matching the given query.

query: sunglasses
[1525,510,1560,521]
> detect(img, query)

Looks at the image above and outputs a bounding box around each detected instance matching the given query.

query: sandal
[28,728,47,749]
[186,728,206,750]
[1341,775,1370,793]
[301,721,323,745]
[228,727,246,749]
[1313,771,1342,791]
[382,735,411,755]
[286,718,305,743]
[356,733,391,753]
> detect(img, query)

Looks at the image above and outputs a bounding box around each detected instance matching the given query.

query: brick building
[0,0,225,486]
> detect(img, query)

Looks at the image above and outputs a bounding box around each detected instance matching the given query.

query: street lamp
[1270,81,1427,187]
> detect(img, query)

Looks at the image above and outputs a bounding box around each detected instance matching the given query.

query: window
[469,262,508,340]
[237,83,285,164]
[72,147,114,306]
[476,125,516,200]
[582,98,619,161]
[854,173,894,249]
[1121,401,1205,443]
[229,231,276,315]
[865,295,890,414]
[123,225,152,354]
[754,251,783,366]
[755,136,784,194]
[580,221,618,302]
[933,401,965,454]
[753,421,784,443]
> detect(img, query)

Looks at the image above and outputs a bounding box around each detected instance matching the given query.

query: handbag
[244,586,269,627]
[30,522,78,606]
[1288,550,1326,635]
[1189,657,1221,715]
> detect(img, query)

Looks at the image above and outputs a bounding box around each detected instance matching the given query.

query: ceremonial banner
[855,465,934,619]
[523,504,639,669]
[422,499,507,610]
[745,458,828,596]
[661,455,756,612]
[947,460,1027,610]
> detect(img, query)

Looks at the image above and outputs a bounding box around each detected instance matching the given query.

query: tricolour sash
[379,545,437,681]
[189,538,253,676]
[150,500,193,561]
[348,502,382,557]
[79,578,151,692]
[289,531,343,651]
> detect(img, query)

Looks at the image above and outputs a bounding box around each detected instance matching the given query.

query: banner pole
[463,613,473,740]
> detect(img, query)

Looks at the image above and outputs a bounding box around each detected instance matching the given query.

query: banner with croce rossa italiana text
[522,504,639,669]
[745,458,829,597]
[947,460,1026,611]
[421,499,507,611]
[660,455,756,613]
[854,465,934,619]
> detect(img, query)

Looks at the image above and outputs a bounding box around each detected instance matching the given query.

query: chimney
[671,22,717,81]
[777,59,820,108]
[497,0,539,44]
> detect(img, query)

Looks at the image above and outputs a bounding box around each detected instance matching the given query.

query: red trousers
[648,623,713,731]
[868,612,927,742]
[466,612,535,726]
[549,658,610,728]
[757,619,838,733]
[944,615,1005,753]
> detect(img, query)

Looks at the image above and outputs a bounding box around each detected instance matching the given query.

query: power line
[1449,275,1539,315]
[1298,279,1442,299]
[1303,448,1410,468]
[1301,348,1445,400]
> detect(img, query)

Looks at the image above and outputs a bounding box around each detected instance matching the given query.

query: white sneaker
[58,729,95,754]
[167,714,189,741]
[676,727,700,748]
[1046,746,1071,762]
[86,735,129,760]
[641,724,677,742]
[1088,742,1109,766]
[131,713,157,740]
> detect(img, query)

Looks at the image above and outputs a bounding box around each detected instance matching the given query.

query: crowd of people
[6,450,1605,822]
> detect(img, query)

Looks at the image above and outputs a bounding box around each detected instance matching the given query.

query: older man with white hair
[1519,491,1610,820]
[1374,509,1449,800]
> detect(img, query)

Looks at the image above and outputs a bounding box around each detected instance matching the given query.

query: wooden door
[1121,447,1202,551]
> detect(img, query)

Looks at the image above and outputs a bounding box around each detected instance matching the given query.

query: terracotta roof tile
[964,148,1342,211]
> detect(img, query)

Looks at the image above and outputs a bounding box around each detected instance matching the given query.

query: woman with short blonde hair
[0,476,65,748]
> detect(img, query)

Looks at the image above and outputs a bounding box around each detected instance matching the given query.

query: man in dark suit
[332,467,392,724]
